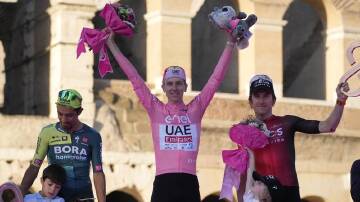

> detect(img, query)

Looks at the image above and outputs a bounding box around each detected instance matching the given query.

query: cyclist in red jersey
[244,74,349,202]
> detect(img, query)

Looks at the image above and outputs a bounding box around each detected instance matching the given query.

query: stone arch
[202,192,229,202]
[106,188,143,202]
[282,0,326,100]
[92,0,147,80]
[0,1,51,115]
[191,0,239,93]
[301,195,325,202]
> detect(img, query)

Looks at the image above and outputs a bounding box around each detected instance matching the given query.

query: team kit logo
[53,135,89,161]
[159,114,198,151]
[54,145,88,161]
[269,127,285,144]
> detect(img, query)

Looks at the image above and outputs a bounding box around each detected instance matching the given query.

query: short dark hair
[42,164,66,185]
[252,171,284,202]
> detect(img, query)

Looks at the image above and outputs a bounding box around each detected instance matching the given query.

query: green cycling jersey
[32,122,103,189]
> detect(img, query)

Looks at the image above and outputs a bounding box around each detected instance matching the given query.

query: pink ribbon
[76,4,134,78]
[219,124,268,201]
[0,182,24,202]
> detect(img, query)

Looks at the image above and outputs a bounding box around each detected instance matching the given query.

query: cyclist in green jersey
[20,89,106,202]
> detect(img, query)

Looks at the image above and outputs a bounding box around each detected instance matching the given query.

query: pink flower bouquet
[219,116,269,201]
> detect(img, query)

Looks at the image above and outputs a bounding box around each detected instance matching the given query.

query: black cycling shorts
[283,186,301,202]
[58,185,94,202]
[151,173,201,202]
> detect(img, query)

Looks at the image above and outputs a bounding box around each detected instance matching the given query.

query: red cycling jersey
[254,115,319,186]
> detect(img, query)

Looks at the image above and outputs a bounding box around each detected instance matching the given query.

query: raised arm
[197,36,237,111]
[237,148,255,202]
[319,82,349,133]
[245,149,255,192]
[106,34,155,110]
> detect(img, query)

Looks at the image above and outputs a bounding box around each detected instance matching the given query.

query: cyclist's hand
[336,82,349,102]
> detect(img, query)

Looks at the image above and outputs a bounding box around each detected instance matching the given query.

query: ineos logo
[270,128,283,137]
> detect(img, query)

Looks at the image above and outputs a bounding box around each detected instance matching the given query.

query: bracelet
[336,99,346,106]
[226,41,235,46]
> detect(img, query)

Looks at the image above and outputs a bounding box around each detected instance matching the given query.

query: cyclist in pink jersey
[106,32,238,201]
[244,74,349,202]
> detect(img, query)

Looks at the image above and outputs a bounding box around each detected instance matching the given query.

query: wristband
[336,99,346,106]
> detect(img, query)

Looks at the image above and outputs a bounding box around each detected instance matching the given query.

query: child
[244,171,284,202]
[241,149,284,202]
[24,164,66,202]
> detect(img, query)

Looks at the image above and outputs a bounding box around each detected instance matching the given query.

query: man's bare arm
[93,172,106,202]
[19,164,40,195]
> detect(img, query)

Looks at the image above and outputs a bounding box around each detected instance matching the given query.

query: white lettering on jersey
[274,128,283,137]
[159,124,197,151]
[269,127,285,144]
[54,146,87,156]
[164,114,191,124]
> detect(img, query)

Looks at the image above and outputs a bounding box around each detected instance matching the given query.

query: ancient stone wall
[1,0,360,201]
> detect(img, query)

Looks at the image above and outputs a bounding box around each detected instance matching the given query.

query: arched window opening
[106,190,140,202]
[0,1,51,115]
[92,0,147,80]
[301,195,325,202]
[192,0,239,93]
[283,0,326,100]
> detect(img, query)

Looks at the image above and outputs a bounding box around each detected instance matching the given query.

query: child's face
[251,181,271,202]
[40,178,62,199]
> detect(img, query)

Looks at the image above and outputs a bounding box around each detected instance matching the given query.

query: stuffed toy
[209,6,257,49]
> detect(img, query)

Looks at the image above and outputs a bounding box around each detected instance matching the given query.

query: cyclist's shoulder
[39,123,58,135]
[81,123,101,136]
[76,124,101,144]
[42,123,56,129]
[282,114,303,122]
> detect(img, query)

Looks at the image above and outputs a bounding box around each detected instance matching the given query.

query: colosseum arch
[0,0,51,115]
[106,187,143,202]
[92,0,147,80]
[301,195,325,202]
[191,0,239,93]
[283,0,326,100]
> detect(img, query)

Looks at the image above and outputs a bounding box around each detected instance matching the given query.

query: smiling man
[106,29,238,201]
[20,89,106,202]
[246,74,349,202]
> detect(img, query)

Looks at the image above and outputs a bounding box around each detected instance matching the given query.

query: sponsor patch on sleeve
[95,165,103,172]
[32,159,43,167]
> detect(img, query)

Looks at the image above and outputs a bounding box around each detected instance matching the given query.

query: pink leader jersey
[113,45,234,175]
